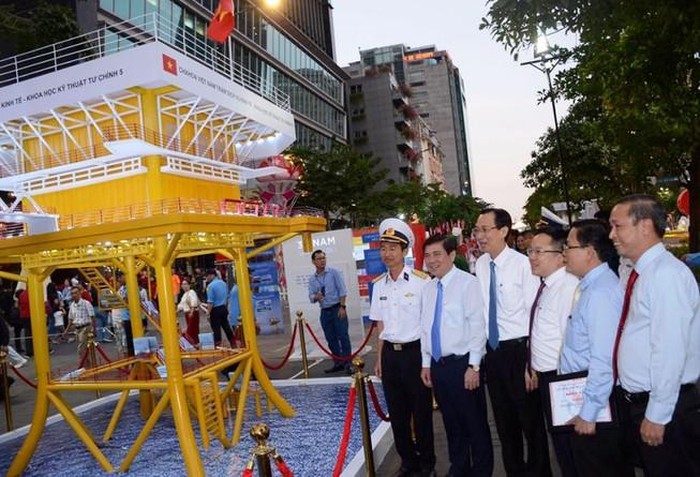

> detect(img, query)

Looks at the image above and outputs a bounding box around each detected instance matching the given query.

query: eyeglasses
[562,243,587,251]
[472,226,499,236]
[526,248,562,257]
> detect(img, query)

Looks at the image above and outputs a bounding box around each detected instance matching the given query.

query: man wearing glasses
[526,227,579,380]
[527,228,579,476]
[558,219,634,477]
[474,208,551,476]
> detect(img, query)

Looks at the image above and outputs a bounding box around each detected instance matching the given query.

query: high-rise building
[344,64,445,187]
[66,0,347,153]
[355,43,473,196]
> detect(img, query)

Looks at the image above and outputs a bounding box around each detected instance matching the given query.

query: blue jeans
[94,306,108,341]
[319,304,351,366]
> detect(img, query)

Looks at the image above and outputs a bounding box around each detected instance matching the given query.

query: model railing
[58,197,287,230]
[0,13,290,111]
[102,123,237,164]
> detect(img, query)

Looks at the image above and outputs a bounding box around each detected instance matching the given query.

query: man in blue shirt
[308,249,351,373]
[610,195,700,476]
[228,281,241,345]
[206,269,234,348]
[559,219,634,477]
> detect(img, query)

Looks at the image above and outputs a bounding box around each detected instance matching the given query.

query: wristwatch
[469,365,480,373]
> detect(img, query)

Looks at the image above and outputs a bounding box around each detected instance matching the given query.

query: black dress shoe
[324,364,344,373]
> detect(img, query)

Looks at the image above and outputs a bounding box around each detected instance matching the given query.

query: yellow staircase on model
[80,267,126,309]
[79,267,162,332]
[189,373,231,450]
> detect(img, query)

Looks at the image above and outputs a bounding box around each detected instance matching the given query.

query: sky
[330,0,564,221]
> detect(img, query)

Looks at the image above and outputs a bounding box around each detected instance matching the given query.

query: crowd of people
[0,265,243,384]
[361,194,699,477]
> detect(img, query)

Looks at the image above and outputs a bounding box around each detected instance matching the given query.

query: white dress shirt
[476,247,541,342]
[370,266,429,343]
[618,242,700,424]
[420,266,485,367]
[530,267,579,372]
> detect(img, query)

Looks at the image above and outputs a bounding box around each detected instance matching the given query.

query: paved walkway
[0,320,575,476]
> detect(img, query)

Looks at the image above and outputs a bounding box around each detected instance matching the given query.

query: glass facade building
[98,0,347,151]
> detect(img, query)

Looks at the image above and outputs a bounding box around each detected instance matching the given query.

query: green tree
[483,0,700,249]
[289,145,389,227]
[0,1,80,57]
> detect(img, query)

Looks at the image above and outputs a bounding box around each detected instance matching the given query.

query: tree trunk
[689,144,700,252]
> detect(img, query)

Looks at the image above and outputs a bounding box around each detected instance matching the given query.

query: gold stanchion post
[296,311,309,379]
[0,348,13,431]
[353,357,375,476]
[251,423,274,477]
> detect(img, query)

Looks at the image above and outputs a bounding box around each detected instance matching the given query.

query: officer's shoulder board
[411,269,429,280]
[372,273,387,284]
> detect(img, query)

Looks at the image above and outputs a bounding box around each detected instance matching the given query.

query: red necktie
[527,279,547,372]
[613,269,639,382]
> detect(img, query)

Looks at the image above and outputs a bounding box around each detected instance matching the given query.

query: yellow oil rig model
[0,13,323,476]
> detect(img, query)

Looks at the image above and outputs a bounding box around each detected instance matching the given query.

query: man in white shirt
[371,218,434,477]
[610,194,700,476]
[526,227,578,387]
[420,234,493,477]
[474,208,551,476]
[526,227,579,476]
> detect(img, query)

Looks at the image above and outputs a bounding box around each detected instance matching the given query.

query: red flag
[162,54,177,75]
[207,0,235,44]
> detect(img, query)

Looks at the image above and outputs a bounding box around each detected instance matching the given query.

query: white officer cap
[379,218,414,249]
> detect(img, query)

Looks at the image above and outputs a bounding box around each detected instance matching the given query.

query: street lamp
[521,29,573,225]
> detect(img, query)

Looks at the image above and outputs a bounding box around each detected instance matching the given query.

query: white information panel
[281,229,365,361]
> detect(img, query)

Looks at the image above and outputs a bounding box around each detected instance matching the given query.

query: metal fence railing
[0,13,290,111]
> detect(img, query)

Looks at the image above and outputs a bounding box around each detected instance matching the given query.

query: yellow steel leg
[47,391,114,473]
[233,248,294,417]
[119,390,171,472]
[154,235,204,476]
[8,270,51,477]
[124,254,152,418]
[231,357,253,445]
[103,365,138,442]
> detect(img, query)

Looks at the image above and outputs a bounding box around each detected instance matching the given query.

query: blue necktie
[431,280,443,361]
[488,261,499,349]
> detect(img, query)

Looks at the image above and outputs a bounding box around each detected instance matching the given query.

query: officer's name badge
[379,296,388,300]
[404,292,415,297]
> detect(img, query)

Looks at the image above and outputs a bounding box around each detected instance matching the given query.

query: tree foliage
[0,1,80,57]
[289,146,488,230]
[483,0,700,248]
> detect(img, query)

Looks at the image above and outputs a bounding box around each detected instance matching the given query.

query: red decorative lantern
[677,189,689,216]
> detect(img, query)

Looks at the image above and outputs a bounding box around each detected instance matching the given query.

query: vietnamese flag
[207,0,235,44]
[162,54,177,75]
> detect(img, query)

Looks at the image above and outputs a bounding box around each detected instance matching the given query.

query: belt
[212,305,227,309]
[322,303,340,310]
[75,324,90,330]
[619,383,696,405]
[487,337,527,350]
[384,340,420,351]
[432,353,468,365]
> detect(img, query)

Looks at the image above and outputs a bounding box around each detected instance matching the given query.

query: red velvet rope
[77,346,90,369]
[262,322,298,371]
[332,385,357,477]
[274,453,294,477]
[304,321,376,362]
[95,344,113,363]
[242,455,255,477]
[366,378,390,422]
[10,366,37,389]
